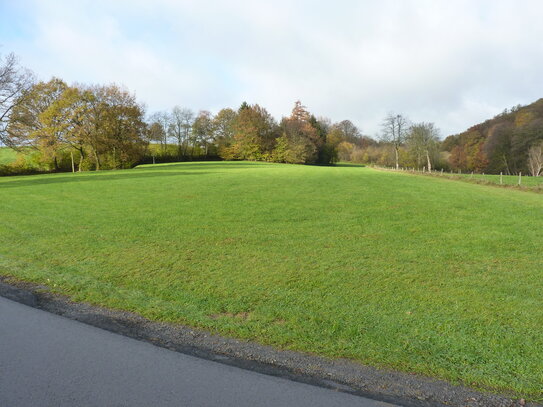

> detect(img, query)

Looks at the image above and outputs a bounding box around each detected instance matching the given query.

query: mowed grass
[0,162,542,398]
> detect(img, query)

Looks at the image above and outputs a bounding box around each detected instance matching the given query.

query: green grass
[0,147,18,165]
[1,161,542,398]
[405,168,543,189]
[452,172,543,187]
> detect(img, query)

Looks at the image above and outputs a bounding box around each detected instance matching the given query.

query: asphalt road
[0,296,396,407]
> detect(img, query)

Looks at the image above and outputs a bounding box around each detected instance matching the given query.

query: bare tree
[148,111,171,152]
[406,122,440,172]
[192,110,214,156]
[528,142,543,176]
[0,52,34,145]
[170,106,195,157]
[381,113,409,169]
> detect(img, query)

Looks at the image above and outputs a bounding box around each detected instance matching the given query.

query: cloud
[3,0,543,136]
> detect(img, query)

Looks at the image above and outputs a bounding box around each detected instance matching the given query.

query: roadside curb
[0,277,535,407]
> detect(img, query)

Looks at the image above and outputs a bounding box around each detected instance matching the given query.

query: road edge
[0,277,534,407]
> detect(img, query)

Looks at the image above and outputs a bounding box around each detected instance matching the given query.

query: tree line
[147,101,341,166]
[0,52,359,173]
[1,50,542,176]
[441,100,543,176]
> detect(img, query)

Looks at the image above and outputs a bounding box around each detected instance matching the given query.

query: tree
[169,106,193,157]
[148,111,170,153]
[224,104,277,161]
[274,101,319,164]
[147,121,165,147]
[192,110,214,156]
[98,84,147,168]
[528,142,543,176]
[40,86,92,171]
[381,113,409,169]
[213,108,237,154]
[7,78,68,169]
[406,122,440,172]
[483,123,514,174]
[0,52,34,146]
[309,115,336,164]
[337,120,361,143]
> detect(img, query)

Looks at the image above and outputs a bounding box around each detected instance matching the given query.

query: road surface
[0,296,396,407]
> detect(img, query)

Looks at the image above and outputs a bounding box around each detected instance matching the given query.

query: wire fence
[371,165,543,190]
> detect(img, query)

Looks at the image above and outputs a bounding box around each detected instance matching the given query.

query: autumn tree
[273,101,322,164]
[7,78,68,169]
[483,123,514,174]
[223,103,277,160]
[97,84,147,168]
[39,86,93,171]
[213,108,237,155]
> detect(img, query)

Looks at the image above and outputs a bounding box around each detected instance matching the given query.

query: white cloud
[5,0,543,136]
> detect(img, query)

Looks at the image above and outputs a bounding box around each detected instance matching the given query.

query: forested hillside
[442,99,543,175]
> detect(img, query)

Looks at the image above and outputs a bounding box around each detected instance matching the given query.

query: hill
[442,99,543,175]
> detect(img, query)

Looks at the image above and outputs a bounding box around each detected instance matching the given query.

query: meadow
[0,161,542,398]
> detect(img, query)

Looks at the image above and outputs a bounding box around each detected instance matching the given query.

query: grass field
[0,162,542,398]
[0,147,18,165]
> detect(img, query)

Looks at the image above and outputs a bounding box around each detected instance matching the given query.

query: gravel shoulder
[0,276,535,407]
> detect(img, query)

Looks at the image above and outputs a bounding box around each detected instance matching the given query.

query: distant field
[0,147,18,165]
[0,162,542,398]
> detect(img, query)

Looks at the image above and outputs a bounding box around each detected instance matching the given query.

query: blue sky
[2,0,543,137]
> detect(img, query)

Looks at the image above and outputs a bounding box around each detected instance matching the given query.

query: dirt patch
[209,311,252,320]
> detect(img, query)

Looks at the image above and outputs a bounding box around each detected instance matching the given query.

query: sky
[1,0,543,138]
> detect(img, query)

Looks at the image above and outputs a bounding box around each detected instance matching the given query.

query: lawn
[0,162,542,398]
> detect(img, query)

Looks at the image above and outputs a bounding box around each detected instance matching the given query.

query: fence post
[518,172,522,186]
[500,172,503,185]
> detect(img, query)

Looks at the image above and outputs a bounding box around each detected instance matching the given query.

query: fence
[370,165,543,189]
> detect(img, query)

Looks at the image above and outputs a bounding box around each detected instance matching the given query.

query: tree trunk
[426,150,432,173]
[93,148,101,171]
[502,154,510,175]
[394,146,399,170]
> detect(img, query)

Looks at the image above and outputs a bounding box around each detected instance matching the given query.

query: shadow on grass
[334,163,366,168]
[137,161,275,170]
[0,170,212,189]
